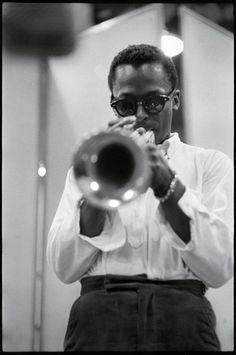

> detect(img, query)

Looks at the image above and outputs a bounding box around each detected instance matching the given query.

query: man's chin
[154,131,171,145]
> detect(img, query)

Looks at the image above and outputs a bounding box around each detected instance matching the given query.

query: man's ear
[173,89,180,110]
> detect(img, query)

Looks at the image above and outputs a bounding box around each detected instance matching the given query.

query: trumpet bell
[73,131,151,209]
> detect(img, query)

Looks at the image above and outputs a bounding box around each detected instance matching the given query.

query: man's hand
[145,143,175,197]
[107,116,155,147]
[107,116,136,133]
[145,143,190,243]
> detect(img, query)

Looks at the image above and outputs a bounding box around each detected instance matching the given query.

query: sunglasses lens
[115,99,135,117]
[112,94,169,116]
[144,96,165,112]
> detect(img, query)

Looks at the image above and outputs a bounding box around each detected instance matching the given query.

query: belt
[80,274,206,297]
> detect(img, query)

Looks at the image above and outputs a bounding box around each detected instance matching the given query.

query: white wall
[179,6,234,351]
[180,6,234,159]
[2,51,40,351]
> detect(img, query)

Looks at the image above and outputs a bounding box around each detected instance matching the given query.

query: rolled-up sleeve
[160,151,233,288]
[47,167,126,284]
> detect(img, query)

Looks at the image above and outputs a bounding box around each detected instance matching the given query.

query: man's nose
[135,102,148,121]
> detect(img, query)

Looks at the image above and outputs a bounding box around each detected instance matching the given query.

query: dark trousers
[64,274,221,351]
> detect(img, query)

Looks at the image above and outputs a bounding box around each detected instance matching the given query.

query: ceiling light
[161,31,184,57]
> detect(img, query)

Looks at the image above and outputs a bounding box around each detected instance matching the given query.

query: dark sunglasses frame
[110,87,175,117]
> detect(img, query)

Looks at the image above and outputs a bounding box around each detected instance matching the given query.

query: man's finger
[108,116,136,132]
[136,127,146,135]
[108,119,119,127]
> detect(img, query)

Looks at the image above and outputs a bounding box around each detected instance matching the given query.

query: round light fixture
[38,161,47,177]
[161,31,184,57]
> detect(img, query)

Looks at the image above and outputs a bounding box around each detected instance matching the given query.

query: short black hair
[108,44,178,93]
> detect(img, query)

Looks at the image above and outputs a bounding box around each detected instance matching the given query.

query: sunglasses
[110,88,175,117]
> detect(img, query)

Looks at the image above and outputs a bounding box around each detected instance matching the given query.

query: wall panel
[180,6,233,159]
[2,51,39,351]
[180,6,234,351]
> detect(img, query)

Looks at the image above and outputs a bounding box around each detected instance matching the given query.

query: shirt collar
[156,132,181,160]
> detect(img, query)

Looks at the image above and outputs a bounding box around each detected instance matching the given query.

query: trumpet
[72,129,154,209]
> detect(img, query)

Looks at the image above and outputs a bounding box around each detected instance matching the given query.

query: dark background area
[93,3,233,32]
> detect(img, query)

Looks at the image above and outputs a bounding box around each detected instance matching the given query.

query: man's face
[111,63,179,144]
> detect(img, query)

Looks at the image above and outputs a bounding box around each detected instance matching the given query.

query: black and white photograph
[2,2,234,351]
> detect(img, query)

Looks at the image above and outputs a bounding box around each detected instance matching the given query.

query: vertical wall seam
[32,57,49,351]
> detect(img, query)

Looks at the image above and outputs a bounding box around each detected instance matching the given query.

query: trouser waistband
[80,274,206,297]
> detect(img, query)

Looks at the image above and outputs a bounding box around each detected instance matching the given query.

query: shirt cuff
[161,218,195,251]
[177,187,206,218]
[78,211,127,252]
[158,187,205,251]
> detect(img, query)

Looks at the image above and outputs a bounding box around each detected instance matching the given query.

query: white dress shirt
[47,133,233,288]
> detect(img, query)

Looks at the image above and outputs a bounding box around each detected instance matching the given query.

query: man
[47,44,233,351]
